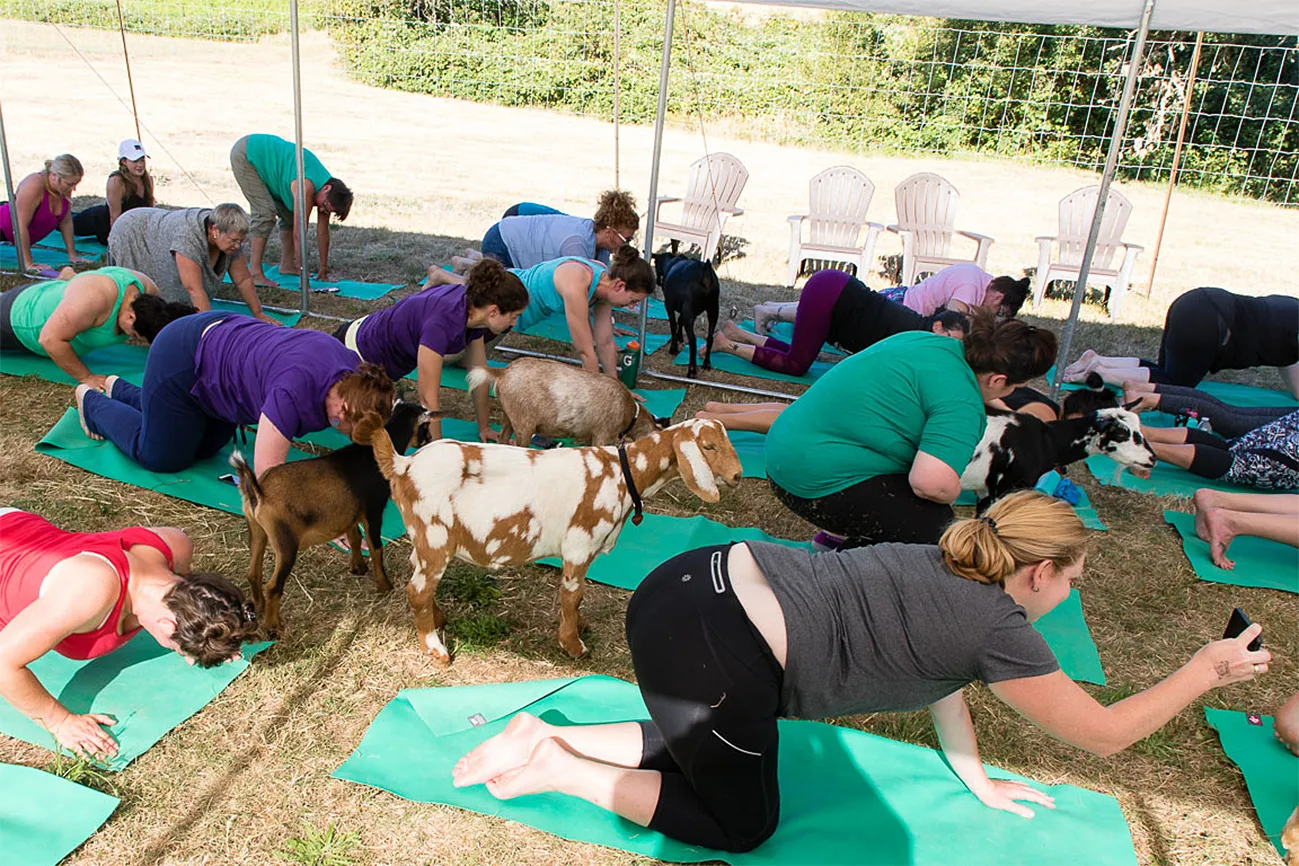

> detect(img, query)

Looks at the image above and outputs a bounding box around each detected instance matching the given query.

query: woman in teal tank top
[508,246,655,376]
[0,266,195,391]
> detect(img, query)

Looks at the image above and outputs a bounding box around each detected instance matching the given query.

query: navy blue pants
[479,224,514,267]
[82,310,236,472]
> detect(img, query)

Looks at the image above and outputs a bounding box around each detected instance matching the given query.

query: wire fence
[6,0,1298,205]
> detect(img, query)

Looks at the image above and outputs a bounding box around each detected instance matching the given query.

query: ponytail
[464,258,528,313]
[940,490,1088,585]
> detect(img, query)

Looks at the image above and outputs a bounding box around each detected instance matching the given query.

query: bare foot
[484,736,571,800]
[720,320,752,341]
[453,712,550,788]
[1192,488,1223,514]
[74,385,104,440]
[251,271,280,289]
[1195,506,1237,569]
[424,265,454,287]
[1122,386,1159,413]
[710,332,735,357]
[450,255,475,275]
[1063,349,1098,379]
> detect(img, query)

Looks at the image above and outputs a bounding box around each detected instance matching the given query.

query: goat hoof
[560,638,590,660]
[350,563,368,577]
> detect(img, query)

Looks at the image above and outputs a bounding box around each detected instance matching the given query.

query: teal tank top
[8,266,142,357]
[512,256,604,332]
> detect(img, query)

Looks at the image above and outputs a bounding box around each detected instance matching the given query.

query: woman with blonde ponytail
[454,490,1271,854]
[1,154,89,274]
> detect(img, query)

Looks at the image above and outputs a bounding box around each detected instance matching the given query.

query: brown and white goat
[465,357,660,446]
[358,416,743,664]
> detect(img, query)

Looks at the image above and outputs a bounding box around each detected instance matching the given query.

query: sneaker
[811,531,845,553]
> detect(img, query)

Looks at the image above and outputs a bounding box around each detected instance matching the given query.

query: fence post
[290,0,311,316]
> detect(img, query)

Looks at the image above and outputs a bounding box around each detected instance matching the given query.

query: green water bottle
[617,340,641,389]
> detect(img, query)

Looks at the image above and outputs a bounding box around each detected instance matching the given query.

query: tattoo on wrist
[1214,661,1231,679]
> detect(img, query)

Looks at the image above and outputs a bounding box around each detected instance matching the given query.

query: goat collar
[618,402,641,441]
[617,443,644,526]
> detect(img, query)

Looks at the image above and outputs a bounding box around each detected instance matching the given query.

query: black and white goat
[960,407,1155,511]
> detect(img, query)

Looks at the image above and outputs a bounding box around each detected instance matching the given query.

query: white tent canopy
[718,0,1299,35]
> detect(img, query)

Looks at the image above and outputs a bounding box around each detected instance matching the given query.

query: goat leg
[346,525,367,576]
[362,507,391,592]
[557,562,591,659]
[244,517,269,612]
[666,305,681,356]
[264,523,300,637]
[703,300,718,371]
[406,545,451,666]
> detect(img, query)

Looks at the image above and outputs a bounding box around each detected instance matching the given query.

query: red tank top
[0,511,174,659]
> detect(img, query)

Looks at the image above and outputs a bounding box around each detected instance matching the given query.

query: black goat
[653,252,720,378]
[959,407,1155,511]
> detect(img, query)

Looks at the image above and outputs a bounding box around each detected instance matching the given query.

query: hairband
[981,516,998,533]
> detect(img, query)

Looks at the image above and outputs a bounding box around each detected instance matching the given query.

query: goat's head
[386,401,434,452]
[1086,408,1156,469]
[668,418,743,502]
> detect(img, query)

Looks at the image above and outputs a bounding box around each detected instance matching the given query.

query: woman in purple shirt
[332,259,528,441]
[74,312,394,476]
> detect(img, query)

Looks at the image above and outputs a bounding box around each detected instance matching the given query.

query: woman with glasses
[0,154,92,275]
[437,190,639,281]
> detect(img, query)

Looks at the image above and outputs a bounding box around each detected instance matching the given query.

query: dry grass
[0,17,1296,866]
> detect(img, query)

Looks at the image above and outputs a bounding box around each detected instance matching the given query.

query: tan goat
[358,416,743,664]
[466,357,660,446]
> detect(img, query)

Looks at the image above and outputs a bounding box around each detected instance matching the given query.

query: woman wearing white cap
[72,139,156,245]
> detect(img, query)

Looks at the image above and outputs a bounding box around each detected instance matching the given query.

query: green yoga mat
[0,304,298,387]
[225,264,403,300]
[517,314,672,355]
[0,763,119,866]
[1047,366,1296,408]
[1204,707,1298,857]
[1085,454,1299,498]
[1032,589,1105,685]
[727,430,768,478]
[1,241,87,270]
[737,319,848,357]
[0,632,271,770]
[334,675,1136,865]
[675,338,835,384]
[35,409,408,541]
[537,512,810,591]
[1164,510,1298,594]
[37,235,108,256]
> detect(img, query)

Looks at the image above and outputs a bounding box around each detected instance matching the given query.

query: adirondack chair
[887,172,994,285]
[650,152,748,264]
[785,166,885,287]
[1032,185,1143,319]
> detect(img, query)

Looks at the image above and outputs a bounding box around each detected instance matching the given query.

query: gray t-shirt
[108,207,237,304]
[747,542,1060,719]
[496,214,609,270]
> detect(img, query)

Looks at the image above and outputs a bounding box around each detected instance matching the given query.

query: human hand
[972,778,1056,819]
[255,312,284,327]
[50,712,118,759]
[81,374,109,393]
[1195,623,1270,688]
[478,428,500,443]
[1274,692,1299,757]
[630,391,646,403]
[69,255,93,265]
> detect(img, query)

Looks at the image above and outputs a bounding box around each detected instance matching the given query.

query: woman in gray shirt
[451,491,1271,853]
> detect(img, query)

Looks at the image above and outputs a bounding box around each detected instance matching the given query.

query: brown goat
[230,402,428,635]
[357,416,743,664]
[466,357,660,446]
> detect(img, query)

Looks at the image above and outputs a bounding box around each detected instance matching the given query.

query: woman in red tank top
[0,509,259,760]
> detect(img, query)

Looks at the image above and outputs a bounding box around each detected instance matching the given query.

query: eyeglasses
[612,228,634,246]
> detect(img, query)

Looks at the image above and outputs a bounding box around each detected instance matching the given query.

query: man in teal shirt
[766,320,1056,546]
[229,134,353,288]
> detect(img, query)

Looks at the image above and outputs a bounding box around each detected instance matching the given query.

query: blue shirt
[496,215,610,270]
[512,257,604,333]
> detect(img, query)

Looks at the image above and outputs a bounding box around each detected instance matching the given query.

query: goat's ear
[653,415,671,430]
[672,429,720,503]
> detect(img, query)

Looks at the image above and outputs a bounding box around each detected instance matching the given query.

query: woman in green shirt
[0,266,194,391]
[764,312,1057,547]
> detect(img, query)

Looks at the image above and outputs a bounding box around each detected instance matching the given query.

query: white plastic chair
[651,152,748,264]
[785,166,885,287]
[1032,185,1144,319]
[887,172,994,285]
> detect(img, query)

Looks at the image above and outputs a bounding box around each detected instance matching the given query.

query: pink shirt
[902,263,993,316]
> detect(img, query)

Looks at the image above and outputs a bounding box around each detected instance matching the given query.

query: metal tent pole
[289,0,311,316]
[635,0,676,385]
[1051,0,1157,399]
[1145,30,1204,297]
[0,101,23,271]
[114,0,142,143]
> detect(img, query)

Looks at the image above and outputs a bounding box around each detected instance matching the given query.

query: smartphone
[1223,607,1263,652]
[218,473,239,487]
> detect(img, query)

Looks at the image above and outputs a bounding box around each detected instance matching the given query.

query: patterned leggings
[1186,410,1299,490]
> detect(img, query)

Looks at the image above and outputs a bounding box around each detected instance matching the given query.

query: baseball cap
[118,139,147,160]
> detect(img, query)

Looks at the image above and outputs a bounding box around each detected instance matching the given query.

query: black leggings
[626,544,783,853]
[72,205,111,245]
[769,474,953,547]
[1141,289,1229,386]
[1153,384,1292,439]
[1182,427,1235,479]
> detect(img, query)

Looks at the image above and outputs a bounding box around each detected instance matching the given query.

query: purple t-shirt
[354,284,489,380]
[191,316,359,439]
